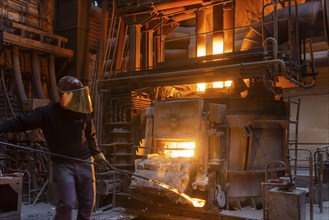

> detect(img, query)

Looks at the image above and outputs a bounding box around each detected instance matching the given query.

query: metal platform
[0,21,73,58]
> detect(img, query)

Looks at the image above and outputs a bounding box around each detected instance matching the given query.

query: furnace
[93,0,329,218]
[125,94,290,211]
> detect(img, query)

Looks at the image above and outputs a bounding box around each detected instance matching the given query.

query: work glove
[94,153,112,171]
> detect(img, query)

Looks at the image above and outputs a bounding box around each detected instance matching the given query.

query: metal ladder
[288,97,301,177]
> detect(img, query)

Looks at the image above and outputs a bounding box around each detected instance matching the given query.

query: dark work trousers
[53,157,95,220]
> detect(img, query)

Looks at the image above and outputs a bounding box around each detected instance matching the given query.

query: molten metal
[152,180,206,207]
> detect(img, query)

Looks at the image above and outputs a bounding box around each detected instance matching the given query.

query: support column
[56,0,92,83]
[95,0,108,78]
[128,24,141,71]
[213,4,224,55]
[197,8,207,57]
[115,18,127,72]
[142,30,154,69]
[224,7,233,53]
[154,33,165,64]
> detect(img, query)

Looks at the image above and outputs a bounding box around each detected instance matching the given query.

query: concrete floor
[21,201,329,220]
[306,202,329,220]
[20,203,131,220]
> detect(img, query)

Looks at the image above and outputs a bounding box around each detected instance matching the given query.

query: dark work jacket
[0,103,101,162]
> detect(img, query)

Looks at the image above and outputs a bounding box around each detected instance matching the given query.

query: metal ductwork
[56,0,92,83]
[93,0,327,89]
[241,0,329,50]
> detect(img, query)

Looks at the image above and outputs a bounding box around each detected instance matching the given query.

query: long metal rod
[0,141,97,165]
[318,154,324,213]
[0,141,168,182]
[309,155,313,220]
[1,140,186,192]
[0,141,204,206]
[100,59,314,88]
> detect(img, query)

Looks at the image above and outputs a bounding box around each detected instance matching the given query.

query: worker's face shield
[58,86,93,113]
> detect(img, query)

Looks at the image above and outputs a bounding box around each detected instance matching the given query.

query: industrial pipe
[11,46,27,102]
[103,59,291,87]
[48,55,59,102]
[32,51,45,99]
[264,37,279,82]
[241,1,328,50]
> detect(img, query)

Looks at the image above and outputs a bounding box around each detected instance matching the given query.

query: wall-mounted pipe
[103,59,292,89]
[48,54,59,103]
[31,51,45,99]
[172,58,309,88]
[264,37,279,82]
[239,1,323,88]
[11,46,27,102]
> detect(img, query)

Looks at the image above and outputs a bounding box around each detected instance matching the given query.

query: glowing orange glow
[164,142,195,158]
[224,80,233,87]
[213,35,224,55]
[152,180,206,207]
[181,194,206,207]
[197,46,206,57]
[197,83,206,92]
[197,80,232,92]
[213,81,224,88]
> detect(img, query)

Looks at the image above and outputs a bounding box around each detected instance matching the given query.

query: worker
[0,76,110,220]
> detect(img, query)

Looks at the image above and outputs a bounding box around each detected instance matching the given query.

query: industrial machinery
[0,0,328,219]
[94,0,328,219]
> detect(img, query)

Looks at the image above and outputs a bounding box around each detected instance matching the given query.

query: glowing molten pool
[163,141,196,158]
[151,180,206,208]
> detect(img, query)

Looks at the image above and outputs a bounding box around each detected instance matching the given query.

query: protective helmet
[57,76,93,113]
